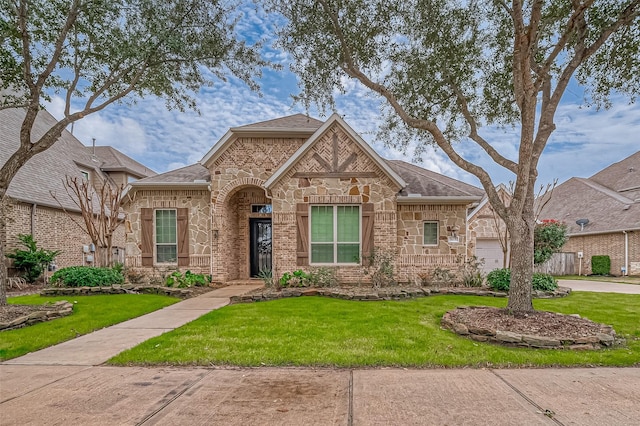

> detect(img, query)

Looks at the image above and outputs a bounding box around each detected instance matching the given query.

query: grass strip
[1,294,178,360]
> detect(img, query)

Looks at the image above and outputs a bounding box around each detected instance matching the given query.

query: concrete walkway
[558,279,640,294]
[2,284,262,366]
[1,365,639,425]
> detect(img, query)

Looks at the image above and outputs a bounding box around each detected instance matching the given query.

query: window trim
[80,169,90,181]
[154,208,178,265]
[309,204,361,265]
[423,221,439,246]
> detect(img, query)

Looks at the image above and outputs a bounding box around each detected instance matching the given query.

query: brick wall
[4,200,125,272]
[563,231,640,276]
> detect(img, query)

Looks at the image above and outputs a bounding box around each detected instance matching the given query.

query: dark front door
[250,218,272,277]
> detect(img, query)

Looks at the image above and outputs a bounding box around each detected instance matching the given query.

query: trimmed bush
[532,273,559,291]
[591,255,611,275]
[6,234,60,283]
[486,268,558,292]
[165,270,211,288]
[486,268,510,291]
[50,266,124,287]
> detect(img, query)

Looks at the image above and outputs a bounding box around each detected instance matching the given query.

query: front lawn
[109,292,640,368]
[0,294,178,360]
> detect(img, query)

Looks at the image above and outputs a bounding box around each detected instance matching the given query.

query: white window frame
[155,209,178,264]
[80,169,90,181]
[423,221,439,246]
[309,204,361,265]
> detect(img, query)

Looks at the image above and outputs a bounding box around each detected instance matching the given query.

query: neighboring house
[0,107,155,271]
[467,184,512,274]
[123,113,483,284]
[538,151,640,276]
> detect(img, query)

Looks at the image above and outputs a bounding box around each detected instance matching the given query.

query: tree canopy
[0,0,270,304]
[270,0,640,312]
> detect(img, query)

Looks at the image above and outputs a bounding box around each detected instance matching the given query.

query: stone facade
[3,200,125,272]
[125,189,211,275]
[124,117,481,284]
[563,231,640,276]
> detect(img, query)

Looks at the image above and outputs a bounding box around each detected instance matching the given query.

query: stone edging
[0,301,73,331]
[41,285,194,299]
[230,286,571,303]
[441,306,621,350]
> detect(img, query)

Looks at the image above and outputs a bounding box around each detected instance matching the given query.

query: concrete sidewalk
[1,366,639,425]
[559,279,640,294]
[1,284,262,366]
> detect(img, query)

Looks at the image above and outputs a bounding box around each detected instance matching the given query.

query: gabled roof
[540,178,639,235]
[201,113,323,167]
[0,108,107,211]
[91,146,156,178]
[590,150,640,200]
[232,113,324,131]
[387,160,484,203]
[130,163,210,186]
[264,114,406,190]
[466,183,510,220]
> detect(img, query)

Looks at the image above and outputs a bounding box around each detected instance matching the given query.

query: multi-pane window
[423,221,439,245]
[252,204,273,213]
[311,205,360,264]
[155,209,177,263]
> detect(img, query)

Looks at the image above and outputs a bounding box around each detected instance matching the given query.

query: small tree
[5,234,59,283]
[534,220,568,265]
[52,176,123,267]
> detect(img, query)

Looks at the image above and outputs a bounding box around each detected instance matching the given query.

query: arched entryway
[213,182,272,281]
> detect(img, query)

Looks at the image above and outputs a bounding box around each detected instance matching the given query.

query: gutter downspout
[31,204,37,235]
[623,231,629,276]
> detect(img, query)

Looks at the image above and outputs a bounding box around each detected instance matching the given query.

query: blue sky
[46,5,640,190]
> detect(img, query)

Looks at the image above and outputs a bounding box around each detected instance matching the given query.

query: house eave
[567,227,640,237]
[128,182,211,190]
[397,195,483,204]
[229,127,319,138]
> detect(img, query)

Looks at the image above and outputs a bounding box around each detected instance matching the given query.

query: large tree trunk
[505,213,536,313]
[0,189,8,306]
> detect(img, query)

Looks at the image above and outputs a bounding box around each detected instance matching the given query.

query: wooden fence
[534,252,575,275]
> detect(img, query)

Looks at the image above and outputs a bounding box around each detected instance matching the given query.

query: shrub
[279,269,311,288]
[486,268,511,291]
[534,220,568,264]
[165,270,211,288]
[6,234,60,283]
[461,256,485,287]
[591,255,611,275]
[50,266,124,287]
[257,268,274,287]
[308,267,339,287]
[486,268,559,292]
[362,248,396,287]
[532,273,558,291]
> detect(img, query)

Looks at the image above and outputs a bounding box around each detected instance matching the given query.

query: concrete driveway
[559,279,640,294]
[2,365,640,425]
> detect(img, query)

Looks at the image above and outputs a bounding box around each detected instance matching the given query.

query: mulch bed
[445,306,612,340]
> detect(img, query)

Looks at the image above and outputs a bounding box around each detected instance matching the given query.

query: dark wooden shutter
[141,208,153,266]
[361,203,374,266]
[177,208,189,267]
[296,203,309,266]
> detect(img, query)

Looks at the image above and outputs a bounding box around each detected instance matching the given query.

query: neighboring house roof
[91,146,156,179]
[0,107,153,212]
[539,150,640,235]
[264,114,407,191]
[387,160,484,203]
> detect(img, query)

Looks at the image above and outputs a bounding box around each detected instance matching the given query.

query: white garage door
[476,239,505,274]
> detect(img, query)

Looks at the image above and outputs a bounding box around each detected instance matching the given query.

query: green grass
[109,292,640,368]
[0,294,178,360]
